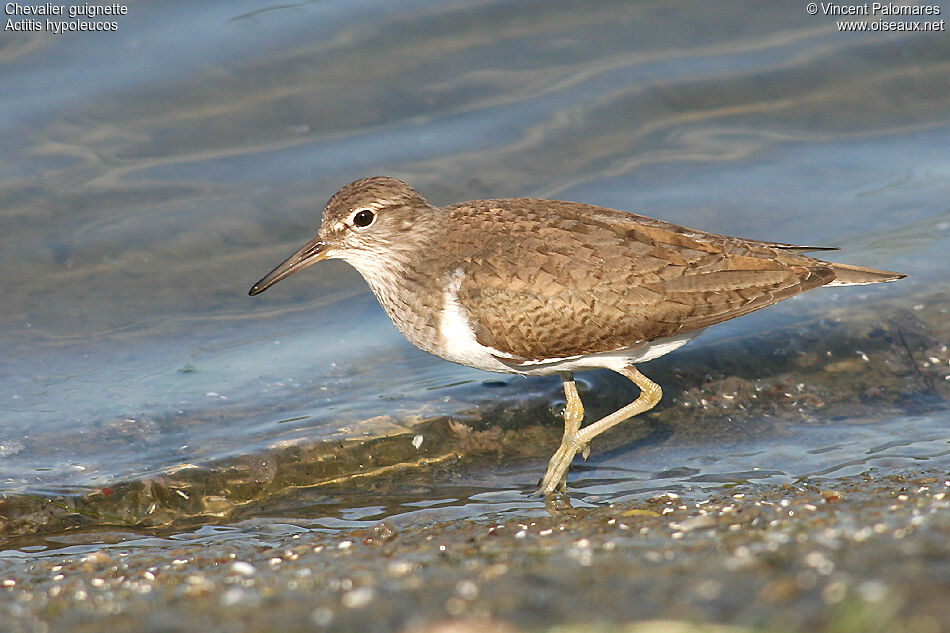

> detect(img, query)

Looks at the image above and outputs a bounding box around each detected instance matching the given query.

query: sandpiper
[249,177,905,495]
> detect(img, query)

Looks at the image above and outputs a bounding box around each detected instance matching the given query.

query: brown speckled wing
[449,199,835,362]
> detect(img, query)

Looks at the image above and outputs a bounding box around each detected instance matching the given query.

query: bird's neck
[337,228,446,354]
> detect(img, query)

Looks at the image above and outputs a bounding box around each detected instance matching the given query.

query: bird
[249,176,905,495]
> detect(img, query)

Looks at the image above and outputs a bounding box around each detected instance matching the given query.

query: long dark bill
[248,237,329,296]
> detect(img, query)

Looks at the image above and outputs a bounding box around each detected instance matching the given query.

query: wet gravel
[2,468,949,633]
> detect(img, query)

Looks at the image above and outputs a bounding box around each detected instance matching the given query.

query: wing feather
[447,199,836,362]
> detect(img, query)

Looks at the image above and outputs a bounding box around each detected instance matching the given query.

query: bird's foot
[535,437,583,496]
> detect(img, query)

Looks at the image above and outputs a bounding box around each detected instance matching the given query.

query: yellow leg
[540,372,585,493]
[536,366,662,496]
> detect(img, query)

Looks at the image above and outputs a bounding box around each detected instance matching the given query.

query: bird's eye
[351,209,375,228]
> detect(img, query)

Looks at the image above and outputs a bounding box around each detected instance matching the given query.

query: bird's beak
[248,236,329,296]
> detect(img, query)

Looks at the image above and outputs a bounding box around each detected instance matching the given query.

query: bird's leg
[562,376,592,461]
[573,365,662,446]
[537,365,662,496]
[536,372,586,494]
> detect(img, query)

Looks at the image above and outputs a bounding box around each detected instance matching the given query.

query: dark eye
[352,209,375,227]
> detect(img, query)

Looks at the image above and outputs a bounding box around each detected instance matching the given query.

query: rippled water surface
[1,0,949,540]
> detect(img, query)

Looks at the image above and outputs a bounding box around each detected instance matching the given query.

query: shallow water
[1,0,949,546]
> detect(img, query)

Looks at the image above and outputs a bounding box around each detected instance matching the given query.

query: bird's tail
[825,262,906,286]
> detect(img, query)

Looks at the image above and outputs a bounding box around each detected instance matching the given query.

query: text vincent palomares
[816,2,941,15]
